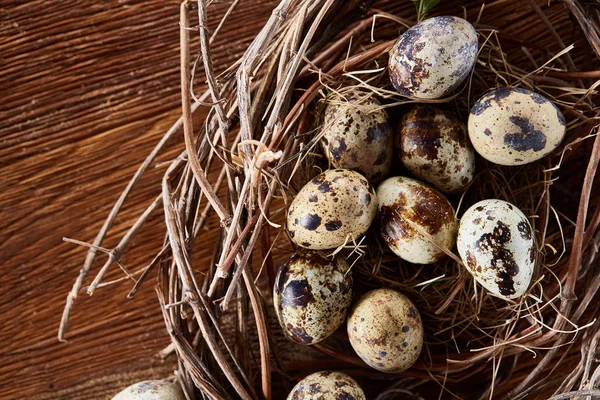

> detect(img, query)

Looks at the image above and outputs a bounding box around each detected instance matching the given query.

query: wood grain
[0,0,592,399]
[0,1,277,399]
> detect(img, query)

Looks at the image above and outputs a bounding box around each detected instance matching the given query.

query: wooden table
[1,2,276,398]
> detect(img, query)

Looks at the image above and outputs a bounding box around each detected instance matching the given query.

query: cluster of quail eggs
[276,13,567,397]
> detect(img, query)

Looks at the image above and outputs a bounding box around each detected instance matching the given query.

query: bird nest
[60,0,600,399]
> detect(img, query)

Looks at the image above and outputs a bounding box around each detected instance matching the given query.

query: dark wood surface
[0,1,588,399]
[0,1,277,398]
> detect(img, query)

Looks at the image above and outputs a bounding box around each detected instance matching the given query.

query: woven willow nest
[61,0,600,399]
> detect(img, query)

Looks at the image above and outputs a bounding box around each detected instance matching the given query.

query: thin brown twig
[546,70,600,80]
[128,243,170,299]
[196,0,238,208]
[86,194,163,295]
[57,99,201,341]
[241,264,272,400]
[214,213,260,282]
[209,0,241,44]
[180,1,230,224]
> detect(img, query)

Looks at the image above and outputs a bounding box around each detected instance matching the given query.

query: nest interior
[60,0,600,399]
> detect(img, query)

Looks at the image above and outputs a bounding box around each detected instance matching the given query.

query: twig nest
[347,289,423,373]
[273,250,353,345]
[457,199,536,300]
[111,380,184,400]
[320,92,392,183]
[397,104,475,193]
[286,371,366,400]
[468,87,567,165]
[376,177,457,264]
[287,169,377,250]
[388,16,478,99]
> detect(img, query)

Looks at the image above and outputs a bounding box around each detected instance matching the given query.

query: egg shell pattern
[376,177,457,264]
[111,381,184,400]
[273,250,352,345]
[321,93,392,183]
[468,87,566,166]
[457,199,536,300]
[389,16,478,99]
[286,371,366,400]
[397,104,475,193]
[347,289,423,373]
[287,169,377,250]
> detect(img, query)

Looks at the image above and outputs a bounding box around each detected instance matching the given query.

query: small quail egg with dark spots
[286,371,366,400]
[287,169,377,250]
[347,289,423,373]
[273,250,352,345]
[389,16,478,99]
[468,87,567,165]
[397,104,475,193]
[377,177,457,264]
[111,380,184,400]
[321,91,392,183]
[457,199,535,300]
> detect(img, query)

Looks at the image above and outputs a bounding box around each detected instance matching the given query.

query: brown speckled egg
[457,199,535,300]
[347,289,423,373]
[287,169,377,250]
[273,250,352,345]
[389,16,478,99]
[321,92,392,183]
[397,105,475,193]
[111,380,184,400]
[377,177,457,264]
[468,87,567,166]
[286,371,366,400]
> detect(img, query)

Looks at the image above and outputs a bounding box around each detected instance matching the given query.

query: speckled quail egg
[397,104,475,193]
[320,92,392,183]
[468,87,567,166]
[286,371,366,400]
[111,380,184,400]
[389,16,478,99]
[377,177,457,264]
[347,289,423,373]
[287,169,377,250]
[457,199,536,300]
[273,250,352,345]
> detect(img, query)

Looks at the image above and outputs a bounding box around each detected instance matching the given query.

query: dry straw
[60,0,600,399]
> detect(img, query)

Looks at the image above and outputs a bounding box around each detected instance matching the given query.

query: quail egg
[287,169,377,250]
[347,289,423,373]
[111,380,184,400]
[389,16,478,99]
[397,104,475,193]
[468,87,567,165]
[321,92,392,183]
[457,199,536,300]
[274,250,352,345]
[287,371,366,400]
[377,177,457,264]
